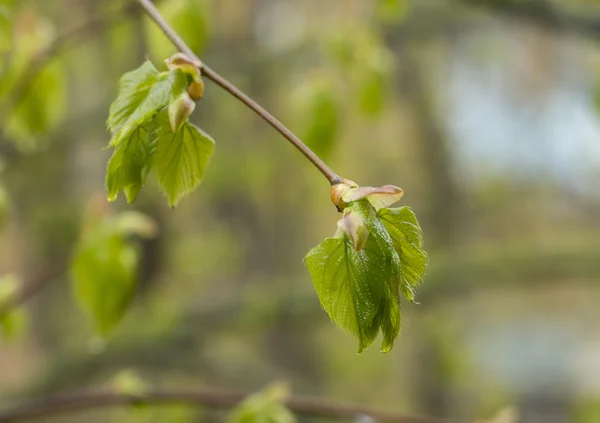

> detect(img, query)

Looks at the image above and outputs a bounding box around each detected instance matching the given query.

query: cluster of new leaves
[305,183,427,353]
[70,207,157,335]
[228,383,295,423]
[106,55,214,207]
[0,3,66,150]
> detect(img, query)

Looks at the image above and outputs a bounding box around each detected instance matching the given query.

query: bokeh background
[1,0,600,422]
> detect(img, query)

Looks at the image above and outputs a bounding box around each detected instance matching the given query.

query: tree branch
[462,0,600,38]
[0,388,449,423]
[0,259,66,320]
[136,0,342,185]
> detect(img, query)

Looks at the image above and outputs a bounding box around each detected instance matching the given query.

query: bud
[331,183,352,212]
[336,209,369,251]
[165,52,202,81]
[168,93,196,133]
[187,79,205,101]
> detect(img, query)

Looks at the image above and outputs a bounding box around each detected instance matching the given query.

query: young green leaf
[107,61,160,135]
[379,207,428,294]
[106,124,152,203]
[108,64,189,147]
[70,211,156,335]
[227,383,295,423]
[305,189,426,353]
[150,110,215,207]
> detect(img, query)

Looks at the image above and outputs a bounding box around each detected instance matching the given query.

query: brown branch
[0,388,450,423]
[137,0,342,185]
[462,0,600,38]
[0,259,66,320]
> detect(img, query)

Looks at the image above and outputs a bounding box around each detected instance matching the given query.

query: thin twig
[0,388,450,423]
[0,259,66,319]
[462,0,600,37]
[137,0,342,185]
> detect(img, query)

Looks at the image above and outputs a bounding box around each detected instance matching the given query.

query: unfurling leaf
[228,383,295,423]
[336,209,369,251]
[151,110,215,207]
[168,92,196,132]
[305,188,426,353]
[70,208,156,335]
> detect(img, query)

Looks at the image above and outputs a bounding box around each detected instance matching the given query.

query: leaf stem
[137,0,342,185]
[0,388,449,423]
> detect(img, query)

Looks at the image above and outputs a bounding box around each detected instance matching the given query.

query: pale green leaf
[106,124,152,203]
[5,60,66,151]
[111,211,158,239]
[379,206,428,293]
[150,110,215,207]
[228,383,295,423]
[70,217,148,335]
[109,67,189,147]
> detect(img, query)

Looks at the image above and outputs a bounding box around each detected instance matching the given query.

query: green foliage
[106,60,215,206]
[0,9,66,150]
[305,190,426,353]
[0,274,27,341]
[228,383,295,423]
[145,0,208,62]
[70,211,157,335]
[150,110,215,207]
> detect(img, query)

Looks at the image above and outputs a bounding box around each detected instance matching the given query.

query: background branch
[0,388,449,423]
[462,0,600,38]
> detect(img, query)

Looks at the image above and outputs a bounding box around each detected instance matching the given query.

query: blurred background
[1,0,600,422]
